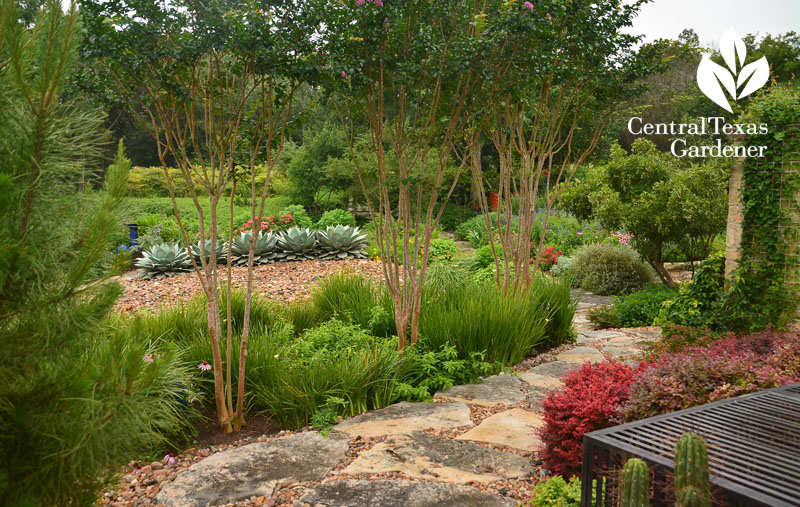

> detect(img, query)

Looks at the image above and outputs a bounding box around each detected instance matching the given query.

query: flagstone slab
[333,401,472,438]
[156,432,349,506]
[528,360,581,378]
[601,345,641,359]
[617,327,662,341]
[341,431,533,484]
[573,312,591,325]
[517,371,564,389]
[604,335,647,346]
[434,374,525,407]
[296,479,516,506]
[556,346,604,364]
[576,329,628,344]
[456,408,544,451]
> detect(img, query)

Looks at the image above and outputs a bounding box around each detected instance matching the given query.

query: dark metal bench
[580,382,800,506]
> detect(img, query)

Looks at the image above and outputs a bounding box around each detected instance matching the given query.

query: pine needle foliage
[0,2,196,504]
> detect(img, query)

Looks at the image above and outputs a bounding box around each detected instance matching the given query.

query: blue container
[125,223,139,248]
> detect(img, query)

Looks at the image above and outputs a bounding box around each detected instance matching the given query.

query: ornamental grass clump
[249,320,408,429]
[418,275,574,365]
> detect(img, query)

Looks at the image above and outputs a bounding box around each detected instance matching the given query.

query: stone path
[153,292,659,507]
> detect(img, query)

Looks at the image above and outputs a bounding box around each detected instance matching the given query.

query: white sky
[625,0,800,46]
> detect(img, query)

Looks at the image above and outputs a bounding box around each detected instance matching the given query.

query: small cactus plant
[674,432,711,507]
[619,458,650,507]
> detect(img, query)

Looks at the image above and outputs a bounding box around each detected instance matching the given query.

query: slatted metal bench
[580,382,800,506]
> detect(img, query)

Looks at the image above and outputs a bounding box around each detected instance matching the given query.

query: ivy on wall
[720,85,800,330]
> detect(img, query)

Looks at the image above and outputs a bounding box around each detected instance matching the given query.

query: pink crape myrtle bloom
[340,70,347,77]
[524,1,534,12]
[546,12,552,21]
[356,0,365,5]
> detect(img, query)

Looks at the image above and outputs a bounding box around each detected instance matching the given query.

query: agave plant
[277,227,318,261]
[135,242,193,279]
[230,230,279,266]
[317,225,367,260]
[191,238,227,266]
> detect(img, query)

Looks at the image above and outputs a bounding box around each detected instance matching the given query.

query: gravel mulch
[114,259,384,314]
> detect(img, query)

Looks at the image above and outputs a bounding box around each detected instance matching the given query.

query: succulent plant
[230,231,279,266]
[619,458,650,507]
[674,432,711,507]
[191,238,227,266]
[317,225,367,260]
[277,227,318,261]
[135,242,193,279]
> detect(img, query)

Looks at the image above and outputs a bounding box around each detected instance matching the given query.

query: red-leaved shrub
[539,361,645,477]
[621,331,798,421]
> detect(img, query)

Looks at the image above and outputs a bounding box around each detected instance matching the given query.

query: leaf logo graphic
[696,27,770,112]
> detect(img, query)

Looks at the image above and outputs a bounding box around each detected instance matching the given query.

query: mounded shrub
[279,204,314,228]
[569,243,658,295]
[527,476,583,506]
[588,284,678,329]
[426,237,460,261]
[655,253,724,329]
[622,331,798,421]
[316,208,356,228]
[540,361,644,476]
[470,244,502,270]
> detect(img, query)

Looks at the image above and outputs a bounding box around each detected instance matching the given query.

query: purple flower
[524,1,534,12]
[142,354,154,364]
[198,361,212,371]
[340,70,346,78]
[546,12,552,21]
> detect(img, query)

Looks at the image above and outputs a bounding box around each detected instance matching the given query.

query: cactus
[674,432,711,507]
[619,458,650,507]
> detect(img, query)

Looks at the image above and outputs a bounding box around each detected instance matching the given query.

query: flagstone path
[153,292,658,507]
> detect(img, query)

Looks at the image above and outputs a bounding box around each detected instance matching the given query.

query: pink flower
[356,0,365,5]
[142,354,154,364]
[198,361,212,371]
[340,70,346,78]
[373,0,383,5]
[163,453,176,464]
[384,17,390,27]
[546,12,552,21]
[524,1,534,12]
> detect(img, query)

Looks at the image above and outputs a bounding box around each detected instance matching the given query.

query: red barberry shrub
[622,330,798,422]
[539,361,643,477]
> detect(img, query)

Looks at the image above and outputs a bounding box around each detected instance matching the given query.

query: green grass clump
[418,274,574,365]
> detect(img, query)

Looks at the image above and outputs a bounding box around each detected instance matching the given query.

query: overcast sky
[625,0,800,46]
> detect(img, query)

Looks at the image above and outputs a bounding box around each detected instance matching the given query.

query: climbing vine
[720,85,800,330]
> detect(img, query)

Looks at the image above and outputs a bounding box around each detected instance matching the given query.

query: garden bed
[114,259,384,313]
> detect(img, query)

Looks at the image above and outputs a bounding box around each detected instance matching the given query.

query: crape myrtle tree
[0,2,194,502]
[80,0,322,432]
[326,0,485,349]
[470,0,664,292]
